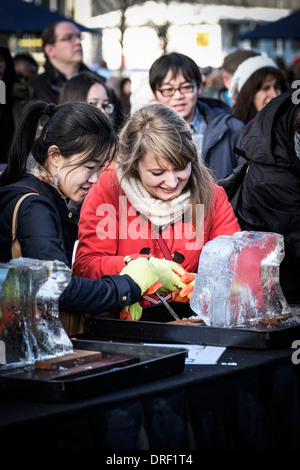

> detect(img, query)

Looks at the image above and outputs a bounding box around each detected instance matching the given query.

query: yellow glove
[120,257,162,295]
[149,257,187,293]
[120,302,142,321]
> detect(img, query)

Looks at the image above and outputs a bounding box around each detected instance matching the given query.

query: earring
[53,169,59,187]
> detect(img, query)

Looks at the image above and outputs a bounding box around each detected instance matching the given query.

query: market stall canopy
[0,0,97,34]
[238,9,300,40]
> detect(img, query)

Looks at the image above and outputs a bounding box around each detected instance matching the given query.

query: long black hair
[0,100,117,186]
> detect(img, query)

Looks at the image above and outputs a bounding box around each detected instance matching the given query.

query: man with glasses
[149,52,245,179]
[28,21,90,104]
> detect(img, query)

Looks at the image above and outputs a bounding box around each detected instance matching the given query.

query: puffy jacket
[196,97,245,180]
[235,90,300,304]
[0,174,141,314]
[73,164,240,279]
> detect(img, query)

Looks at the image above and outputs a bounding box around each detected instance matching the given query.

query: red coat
[73,165,240,279]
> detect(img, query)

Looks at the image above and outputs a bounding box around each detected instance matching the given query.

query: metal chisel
[124,256,180,321]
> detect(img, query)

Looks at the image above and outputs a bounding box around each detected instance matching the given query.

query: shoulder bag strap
[11,192,38,259]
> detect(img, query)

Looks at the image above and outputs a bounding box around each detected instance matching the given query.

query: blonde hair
[116,103,214,224]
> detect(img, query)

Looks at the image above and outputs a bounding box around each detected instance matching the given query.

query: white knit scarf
[116,165,191,229]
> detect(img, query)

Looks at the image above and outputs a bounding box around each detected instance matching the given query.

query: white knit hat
[228,53,278,100]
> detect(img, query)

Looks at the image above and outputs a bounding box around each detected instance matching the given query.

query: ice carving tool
[124,256,180,321]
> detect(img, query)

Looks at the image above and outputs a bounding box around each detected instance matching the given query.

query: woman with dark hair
[0,100,162,330]
[58,71,114,116]
[229,54,288,125]
[59,72,115,219]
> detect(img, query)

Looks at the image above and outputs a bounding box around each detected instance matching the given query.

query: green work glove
[120,302,142,321]
[148,257,187,294]
[120,257,162,295]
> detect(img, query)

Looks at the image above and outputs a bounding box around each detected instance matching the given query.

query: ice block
[190,231,291,327]
[0,257,73,365]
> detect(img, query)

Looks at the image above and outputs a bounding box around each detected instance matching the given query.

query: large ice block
[0,258,73,365]
[190,231,291,327]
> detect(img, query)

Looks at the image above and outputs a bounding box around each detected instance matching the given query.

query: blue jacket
[0,174,141,314]
[197,97,245,180]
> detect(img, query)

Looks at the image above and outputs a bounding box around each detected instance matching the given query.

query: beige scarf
[116,165,191,229]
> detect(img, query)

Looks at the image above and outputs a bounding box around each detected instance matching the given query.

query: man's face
[153,70,199,125]
[45,22,83,66]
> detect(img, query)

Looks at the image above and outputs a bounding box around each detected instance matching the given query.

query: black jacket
[28,59,90,103]
[235,90,300,304]
[0,174,141,314]
[27,59,125,131]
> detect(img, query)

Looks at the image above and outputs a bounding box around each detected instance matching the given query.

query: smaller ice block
[0,257,73,365]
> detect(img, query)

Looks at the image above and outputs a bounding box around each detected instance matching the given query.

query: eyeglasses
[89,100,114,115]
[156,82,197,97]
[55,33,82,43]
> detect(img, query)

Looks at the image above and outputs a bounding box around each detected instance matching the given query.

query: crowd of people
[1,19,300,332]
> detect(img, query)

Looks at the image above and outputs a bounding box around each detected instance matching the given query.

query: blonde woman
[73,103,240,319]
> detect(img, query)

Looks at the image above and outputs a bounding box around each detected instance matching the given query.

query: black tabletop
[0,342,299,450]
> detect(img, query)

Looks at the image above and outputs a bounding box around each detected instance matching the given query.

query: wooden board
[35,349,102,370]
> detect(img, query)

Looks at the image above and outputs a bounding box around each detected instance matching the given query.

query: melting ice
[190,231,291,327]
[0,258,73,365]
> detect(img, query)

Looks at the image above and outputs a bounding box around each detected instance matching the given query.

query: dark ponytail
[0,101,49,185]
[0,101,117,186]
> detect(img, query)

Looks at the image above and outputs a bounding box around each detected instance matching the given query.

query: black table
[0,343,299,450]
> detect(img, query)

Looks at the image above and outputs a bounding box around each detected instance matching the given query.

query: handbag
[11,192,38,258]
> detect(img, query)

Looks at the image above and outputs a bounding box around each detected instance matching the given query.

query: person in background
[200,66,223,100]
[0,100,167,331]
[275,56,294,87]
[119,76,132,116]
[28,21,89,104]
[0,37,35,163]
[73,103,240,321]
[292,56,300,81]
[149,52,245,180]
[28,21,125,131]
[130,76,155,114]
[58,71,114,117]
[218,49,260,107]
[58,71,115,220]
[229,53,288,125]
[14,52,38,82]
[233,90,300,305]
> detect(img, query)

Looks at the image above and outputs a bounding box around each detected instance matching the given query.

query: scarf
[116,165,191,229]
